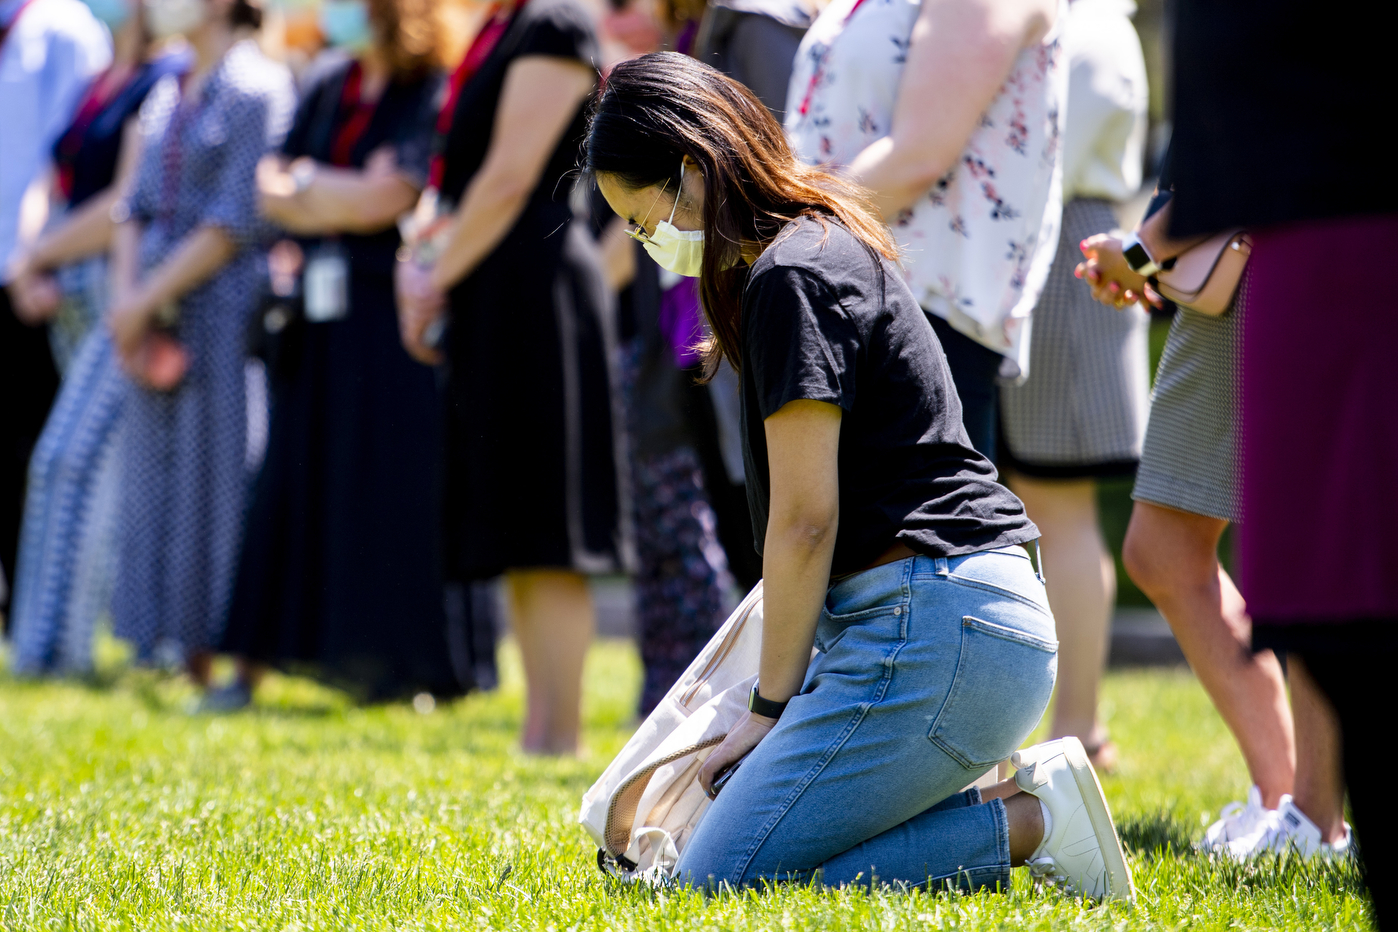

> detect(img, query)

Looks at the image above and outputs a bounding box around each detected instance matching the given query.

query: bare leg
[1289,655,1347,843]
[1009,474,1114,753]
[187,650,213,688]
[236,658,268,691]
[1005,791,1046,866]
[506,568,595,755]
[980,777,1020,803]
[979,777,1048,865]
[1123,501,1294,808]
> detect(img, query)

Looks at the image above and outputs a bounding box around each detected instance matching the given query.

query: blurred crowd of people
[0,0,1391,918]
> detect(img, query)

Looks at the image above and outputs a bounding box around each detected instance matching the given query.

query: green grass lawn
[0,638,1371,930]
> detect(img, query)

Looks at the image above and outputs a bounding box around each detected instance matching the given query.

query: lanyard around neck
[427,0,529,190]
[329,59,382,167]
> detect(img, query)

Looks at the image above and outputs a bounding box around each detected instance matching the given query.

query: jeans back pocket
[927,616,1057,770]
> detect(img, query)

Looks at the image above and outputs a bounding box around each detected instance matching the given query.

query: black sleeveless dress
[223,60,466,702]
[437,0,629,580]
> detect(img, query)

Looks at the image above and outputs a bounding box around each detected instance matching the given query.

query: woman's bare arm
[846,0,1055,220]
[698,398,842,793]
[7,120,145,322]
[108,216,142,308]
[756,398,842,702]
[108,226,236,358]
[31,119,146,270]
[258,149,420,236]
[428,56,596,292]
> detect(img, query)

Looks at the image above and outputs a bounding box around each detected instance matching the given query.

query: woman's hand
[396,256,445,365]
[698,709,779,799]
[1075,233,1158,310]
[108,286,156,370]
[362,145,398,179]
[6,255,62,323]
[256,155,298,225]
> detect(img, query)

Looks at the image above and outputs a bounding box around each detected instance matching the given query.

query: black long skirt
[224,271,465,702]
[443,206,629,580]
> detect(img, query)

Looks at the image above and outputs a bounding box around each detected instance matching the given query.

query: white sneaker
[1012,737,1136,904]
[1201,785,1272,851]
[1225,796,1352,861]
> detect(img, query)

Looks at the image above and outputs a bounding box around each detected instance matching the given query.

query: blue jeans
[675,548,1057,891]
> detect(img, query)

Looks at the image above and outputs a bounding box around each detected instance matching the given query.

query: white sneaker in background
[1012,737,1136,904]
[1201,785,1272,851]
[1224,796,1352,861]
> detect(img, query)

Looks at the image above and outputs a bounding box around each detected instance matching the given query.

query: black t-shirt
[740,216,1038,574]
[436,0,598,209]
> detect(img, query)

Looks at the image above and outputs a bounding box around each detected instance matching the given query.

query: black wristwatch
[1120,233,1161,278]
[748,681,789,719]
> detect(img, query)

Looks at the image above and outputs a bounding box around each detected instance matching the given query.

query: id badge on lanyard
[304,241,349,322]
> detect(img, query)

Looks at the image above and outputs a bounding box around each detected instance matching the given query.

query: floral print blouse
[785,0,1068,377]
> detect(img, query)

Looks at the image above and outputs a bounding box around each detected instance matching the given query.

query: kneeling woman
[588,53,1134,901]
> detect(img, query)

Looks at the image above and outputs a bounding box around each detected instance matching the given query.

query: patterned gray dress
[999,198,1151,477]
[111,40,294,661]
[1131,286,1243,523]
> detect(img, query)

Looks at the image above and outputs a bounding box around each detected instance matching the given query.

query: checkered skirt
[1000,198,1151,474]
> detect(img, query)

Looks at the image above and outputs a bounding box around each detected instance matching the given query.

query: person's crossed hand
[1075,233,1162,310]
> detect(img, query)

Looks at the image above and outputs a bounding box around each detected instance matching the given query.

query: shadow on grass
[1118,810,1197,859]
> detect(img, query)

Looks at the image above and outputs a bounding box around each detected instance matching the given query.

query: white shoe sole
[1059,737,1136,905]
[1014,737,1136,905]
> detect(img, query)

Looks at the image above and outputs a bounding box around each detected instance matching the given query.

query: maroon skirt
[1241,213,1398,624]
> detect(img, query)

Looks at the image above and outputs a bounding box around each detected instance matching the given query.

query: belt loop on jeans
[1033,539,1046,585]
[933,556,950,576]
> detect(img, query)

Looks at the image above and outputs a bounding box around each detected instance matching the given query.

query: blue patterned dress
[110,40,294,662]
[8,53,186,675]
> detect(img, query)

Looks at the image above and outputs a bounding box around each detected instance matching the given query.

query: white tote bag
[579,582,768,882]
[579,576,1006,883]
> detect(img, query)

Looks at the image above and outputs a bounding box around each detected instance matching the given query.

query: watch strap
[748,681,789,719]
[1121,233,1161,278]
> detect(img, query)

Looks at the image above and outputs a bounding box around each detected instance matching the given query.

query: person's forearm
[109,219,142,302]
[758,517,838,703]
[429,162,533,292]
[29,188,121,270]
[136,225,237,311]
[270,168,419,236]
[847,0,1048,219]
[846,136,948,221]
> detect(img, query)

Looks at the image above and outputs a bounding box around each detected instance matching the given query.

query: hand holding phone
[707,756,745,799]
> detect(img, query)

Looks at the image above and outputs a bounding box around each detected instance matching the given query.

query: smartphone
[708,757,746,799]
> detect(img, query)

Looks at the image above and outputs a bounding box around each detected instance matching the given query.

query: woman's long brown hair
[585,52,897,379]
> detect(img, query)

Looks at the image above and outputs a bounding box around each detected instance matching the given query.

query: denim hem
[989,795,1011,875]
[917,862,1014,894]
